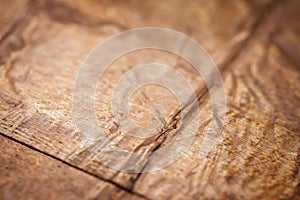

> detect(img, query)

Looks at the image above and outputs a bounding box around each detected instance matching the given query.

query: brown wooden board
[0,0,299,199]
[0,0,254,186]
[0,135,146,200]
[133,1,300,199]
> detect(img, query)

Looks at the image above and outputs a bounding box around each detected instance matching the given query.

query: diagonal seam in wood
[128,0,284,191]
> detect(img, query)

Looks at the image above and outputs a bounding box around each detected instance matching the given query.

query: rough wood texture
[0,0,254,186]
[133,1,300,199]
[0,0,299,199]
[0,135,145,200]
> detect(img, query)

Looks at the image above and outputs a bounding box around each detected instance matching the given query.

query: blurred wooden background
[0,0,299,199]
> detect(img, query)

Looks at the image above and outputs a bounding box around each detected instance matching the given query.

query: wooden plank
[132,1,300,199]
[0,135,145,200]
[0,0,258,189]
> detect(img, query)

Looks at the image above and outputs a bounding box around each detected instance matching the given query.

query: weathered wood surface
[0,0,253,186]
[0,135,145,200]
[133,1,300,199]
[0,0,299,199]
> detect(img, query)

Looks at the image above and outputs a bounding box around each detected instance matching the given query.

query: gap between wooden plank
[128,0,283,190]
[0,0,283,195]
[0,132,152,200]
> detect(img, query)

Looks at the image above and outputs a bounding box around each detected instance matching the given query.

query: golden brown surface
[0,0,299,199]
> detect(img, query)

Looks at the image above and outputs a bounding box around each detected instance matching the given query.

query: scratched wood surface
[0,0,299,199]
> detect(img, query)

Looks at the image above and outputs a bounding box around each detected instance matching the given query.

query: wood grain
[0,0,299,199]
[0,135,145,200]
[0,0,255,187]
[133,1,300,199]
